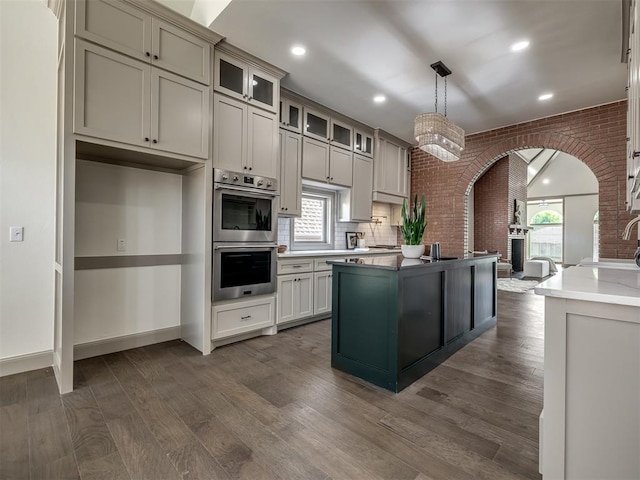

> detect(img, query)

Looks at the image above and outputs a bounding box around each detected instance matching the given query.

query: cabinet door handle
[292,265,302,268]
[634,151,640,158]
[248,96,253,100]
[285,207,288,211]
[243,166,247,170]
[249,167,252,171]
[330,177,334,181]
[241,315,252,320]
[152,139,157,144]
[153,54,159,60]
[144,137,149,142]
[145,52,150,57]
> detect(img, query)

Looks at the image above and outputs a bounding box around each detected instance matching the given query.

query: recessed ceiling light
[542,178,550,185]
[538,93,554,101]
[373,94,386,103]
[291,45,306,56]
[510,40,530,52]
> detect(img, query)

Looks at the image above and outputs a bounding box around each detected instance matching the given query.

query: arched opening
[465,147,598,267]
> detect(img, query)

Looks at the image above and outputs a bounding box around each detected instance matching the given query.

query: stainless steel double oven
[212,169,278,301]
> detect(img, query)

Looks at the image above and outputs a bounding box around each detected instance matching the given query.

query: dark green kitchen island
[329,254,497,392]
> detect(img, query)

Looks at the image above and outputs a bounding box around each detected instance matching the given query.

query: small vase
[401,244,425,258]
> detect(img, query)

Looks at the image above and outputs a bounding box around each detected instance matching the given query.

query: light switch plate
[10,226,24,242]
[117,239,126,251]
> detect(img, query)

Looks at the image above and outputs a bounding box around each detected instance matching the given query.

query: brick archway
[408,101,634,260]
[456,132,614,257]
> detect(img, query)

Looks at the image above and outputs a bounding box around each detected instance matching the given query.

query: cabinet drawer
[314,257,341,271]
[212,298,274,340]
[277,259,314,274]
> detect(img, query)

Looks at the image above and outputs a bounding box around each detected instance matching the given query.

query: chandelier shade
[414,60,465,162]
[414,112,465,162]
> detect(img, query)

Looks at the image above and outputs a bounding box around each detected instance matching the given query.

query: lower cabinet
[277,272,314,325]
[313,271,332,316]
[212,296,275,340]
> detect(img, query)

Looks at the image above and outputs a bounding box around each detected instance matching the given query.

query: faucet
[621,216,640,267]
[622,216,640,240]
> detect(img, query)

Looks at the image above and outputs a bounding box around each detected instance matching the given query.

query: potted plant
[400,194,427,258]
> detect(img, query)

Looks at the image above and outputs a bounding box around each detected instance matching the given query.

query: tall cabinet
[49,0,222,394]
[627,0,640,212]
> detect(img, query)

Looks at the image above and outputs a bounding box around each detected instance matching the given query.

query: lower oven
[212,242,277,301]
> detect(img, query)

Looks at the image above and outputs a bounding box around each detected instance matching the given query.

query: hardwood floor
[0,291,543,479]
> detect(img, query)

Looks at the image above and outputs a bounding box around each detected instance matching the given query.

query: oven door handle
[214,243,278,250]
[214,184,279,197]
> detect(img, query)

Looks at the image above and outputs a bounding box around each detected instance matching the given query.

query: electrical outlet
[10,226,24,242]
[117,239,126,252]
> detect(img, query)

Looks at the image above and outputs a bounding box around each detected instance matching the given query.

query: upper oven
[213,169,278,243]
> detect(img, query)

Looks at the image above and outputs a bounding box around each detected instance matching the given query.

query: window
[291,189,334,250]
[527,200,563,262]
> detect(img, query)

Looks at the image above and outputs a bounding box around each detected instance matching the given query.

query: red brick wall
[407,101,633,259]
[474,156,509,255]
[509,154,528,226]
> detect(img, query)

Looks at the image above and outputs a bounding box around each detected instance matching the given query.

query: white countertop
[535,264,640,307]
[278,248,399,258]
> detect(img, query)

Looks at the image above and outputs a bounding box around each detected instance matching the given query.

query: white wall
[0,0,57,360]
[564,195,598,265]
[74,161,183,344]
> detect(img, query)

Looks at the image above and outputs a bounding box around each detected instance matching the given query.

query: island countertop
[328,254,497,271]
[534,264,640,308]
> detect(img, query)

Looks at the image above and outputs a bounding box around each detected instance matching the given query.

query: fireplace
[511,238,525,272]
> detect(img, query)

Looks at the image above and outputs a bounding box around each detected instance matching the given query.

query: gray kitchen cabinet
[280,97,303,133]
[214,93,279,178]
[279,129,302,216]
[75,0,211,85]
[350,154,373,221]
[373,129,410,204]
[75,40,209,159]
[277,273,314,325]
[214,50,279,114]
[302,137,353,187]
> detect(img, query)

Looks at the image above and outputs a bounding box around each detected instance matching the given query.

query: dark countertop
[327,254,474,271]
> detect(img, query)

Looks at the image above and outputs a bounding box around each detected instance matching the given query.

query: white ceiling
[526,150,598,197]
[205,0,627,144]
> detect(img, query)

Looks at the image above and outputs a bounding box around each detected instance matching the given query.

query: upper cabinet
[214,50,279,114]
[330,119,353,151]
[75,0,211,85]
[303,108,330,142]
[354,129,374,158]
[280,97,303,133]
[74,40,209,159]
[303,107,353,151]
[372,129,410,204]
[302,138,352,187]
[213,93,279,178]
[627,0,640,212]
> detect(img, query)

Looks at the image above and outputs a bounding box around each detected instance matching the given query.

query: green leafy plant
[255,209,271,230]
[400,194,427,245]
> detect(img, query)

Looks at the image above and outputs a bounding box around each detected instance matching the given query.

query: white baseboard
[74,326,182,360]
[0,350,53,377]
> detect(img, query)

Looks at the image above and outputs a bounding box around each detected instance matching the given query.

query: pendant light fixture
[414,61,465,162]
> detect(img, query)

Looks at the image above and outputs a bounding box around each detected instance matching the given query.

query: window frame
[290,187,335,251]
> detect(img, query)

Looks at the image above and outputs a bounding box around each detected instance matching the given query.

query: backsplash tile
[277,202,399,251]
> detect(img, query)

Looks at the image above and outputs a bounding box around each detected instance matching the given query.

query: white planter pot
[401,244,425,259]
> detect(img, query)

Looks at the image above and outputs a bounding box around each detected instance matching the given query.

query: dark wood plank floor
[0,291,543,480]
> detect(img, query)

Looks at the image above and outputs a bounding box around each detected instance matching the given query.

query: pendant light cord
[434,69,438,113]
[444,76,448,117]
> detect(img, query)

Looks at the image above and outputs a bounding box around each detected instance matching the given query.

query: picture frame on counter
[346,232,358,250]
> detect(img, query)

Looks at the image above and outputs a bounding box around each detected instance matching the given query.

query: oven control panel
[214,169,278,192]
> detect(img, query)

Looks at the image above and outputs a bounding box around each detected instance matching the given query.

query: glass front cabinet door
[303,108,330,142]
[215,51,278,114]
[330,119,353,151]
[280,98,302,133]
[354,129,374,157]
